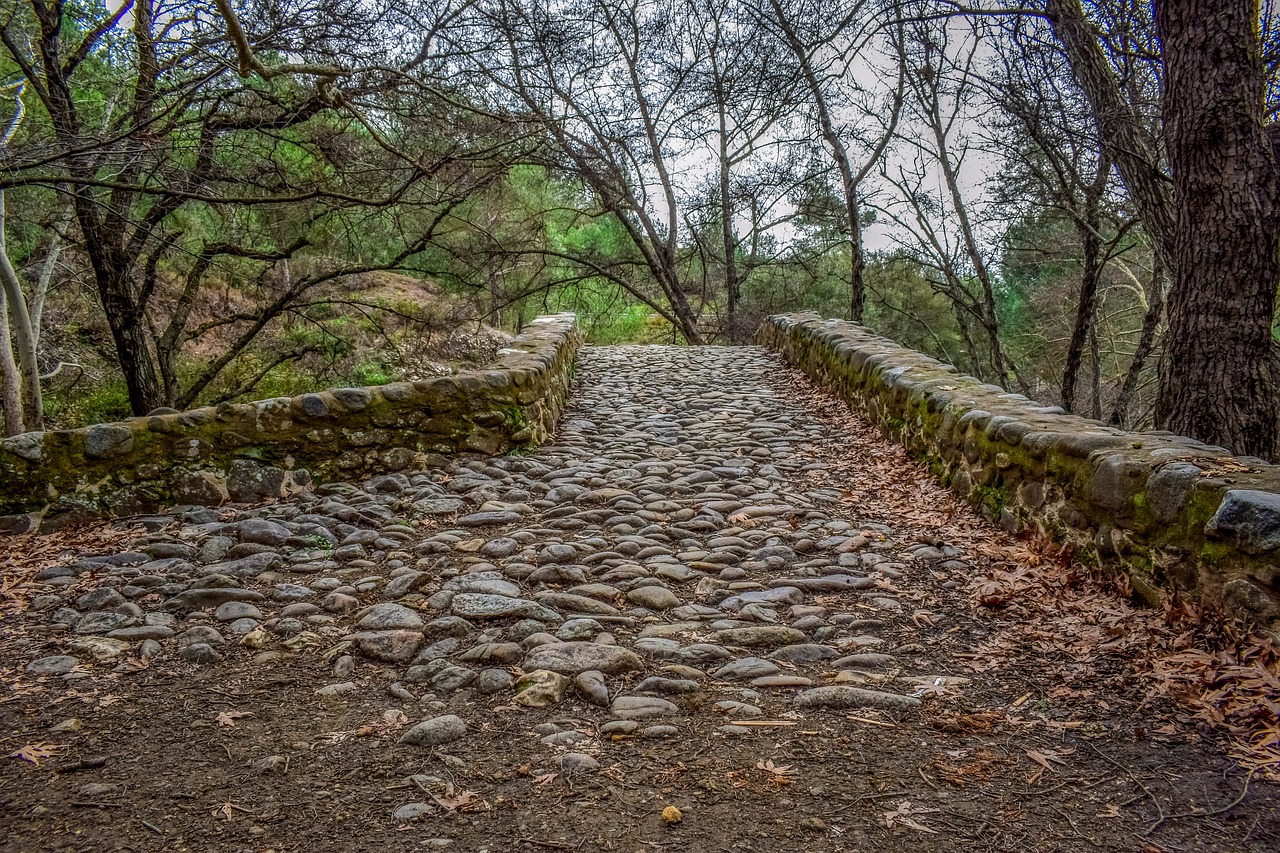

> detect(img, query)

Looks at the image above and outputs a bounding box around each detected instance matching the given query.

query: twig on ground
[1144,768,1257,836]
[1085,741,1164,831]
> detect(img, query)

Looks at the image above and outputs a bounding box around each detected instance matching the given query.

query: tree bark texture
[0,289,25,435]
[0,192,43,430]
[1153,0,1279,459]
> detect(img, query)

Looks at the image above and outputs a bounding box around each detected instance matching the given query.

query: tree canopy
[1,0,1276,458]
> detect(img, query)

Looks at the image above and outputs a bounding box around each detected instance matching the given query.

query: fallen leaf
[1025,748,1072,771]
[755,759,797,778]
[431,783,488,813]
[882,799,940,834]
[216,710,253,727]
[8,742,62,766]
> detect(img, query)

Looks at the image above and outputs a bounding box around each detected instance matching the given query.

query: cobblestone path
[2,346,1276,853]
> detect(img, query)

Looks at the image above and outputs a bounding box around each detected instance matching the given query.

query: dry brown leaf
[883,799,940,834]
[215,710,253,727]
[755,759,796,777]
[431,783,488,813]
[8,742,62,766]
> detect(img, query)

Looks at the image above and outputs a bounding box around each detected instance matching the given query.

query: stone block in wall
[171,470,230,506]
[1145,462,1202,523]
[1206,490,1280,556]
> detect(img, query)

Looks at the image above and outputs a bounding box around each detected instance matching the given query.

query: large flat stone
[450,593,562,622]
[522,642,643,675]
[1207,490,1280,555]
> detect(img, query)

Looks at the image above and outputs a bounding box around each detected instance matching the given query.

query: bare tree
[763,0,906,322]
[476,0,712,343]
[879,20,1016,385]
[684,0,804,341]
[983,16,1145,416]
[0,0,509,417]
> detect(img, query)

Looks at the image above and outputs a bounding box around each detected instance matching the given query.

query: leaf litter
[795,369,1280,785]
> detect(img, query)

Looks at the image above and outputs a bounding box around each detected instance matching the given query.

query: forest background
[1,0,1277,459]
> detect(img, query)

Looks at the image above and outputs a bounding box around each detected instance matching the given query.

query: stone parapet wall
[758,312,1280,634]
[0,314,582,534]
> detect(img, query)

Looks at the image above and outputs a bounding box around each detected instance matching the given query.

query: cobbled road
[5,345,1277,853]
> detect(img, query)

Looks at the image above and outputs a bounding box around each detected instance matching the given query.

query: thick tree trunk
[1153,0,1279,459]
[666,281,705,345]
[79,230,164,414]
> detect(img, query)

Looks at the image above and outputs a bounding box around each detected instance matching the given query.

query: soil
[1,354,1277,853]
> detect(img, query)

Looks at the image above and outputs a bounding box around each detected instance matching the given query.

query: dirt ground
[1,365,1277,853]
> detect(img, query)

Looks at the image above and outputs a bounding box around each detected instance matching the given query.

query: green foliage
[44,380,131,429]
[863,259,969,369]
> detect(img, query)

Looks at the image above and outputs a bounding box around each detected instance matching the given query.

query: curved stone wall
[0,314,582,534]
[758,312,1280,634]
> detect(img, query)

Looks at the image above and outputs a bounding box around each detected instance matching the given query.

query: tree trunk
[666,280,705,345]
[0,289,25,435]
[717,92,742,342]
[487,268,501,328]
[769,0,871,322]
[1109,255,1165,427]
[1060,238,1101,412]
[1088,317,1102,420]
[1045,0,1176,268]
[1060,154,1110,412]
[86,245,164,414]
[1153,0,1279,459]
[29,202,72,351]
[0,192,43,430]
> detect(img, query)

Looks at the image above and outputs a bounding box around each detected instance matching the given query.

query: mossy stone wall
[758,312,1280,635]
[0,315,582,534]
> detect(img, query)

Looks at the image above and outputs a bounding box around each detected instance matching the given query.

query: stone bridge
[4,312,1279,632]
[3,318,1278,850]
